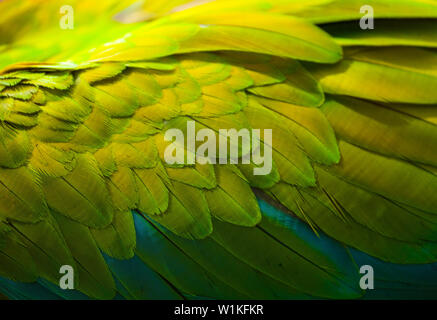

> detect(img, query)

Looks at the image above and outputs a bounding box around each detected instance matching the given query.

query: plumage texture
[0,0,437,300]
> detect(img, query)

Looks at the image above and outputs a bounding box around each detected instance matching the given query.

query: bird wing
[0,0,437,299]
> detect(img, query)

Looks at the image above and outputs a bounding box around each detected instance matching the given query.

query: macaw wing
[0,0,437,300]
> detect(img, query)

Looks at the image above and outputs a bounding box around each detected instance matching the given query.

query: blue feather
[103,252,183,299]
[0,276,62,300]
[3,199,437,299]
